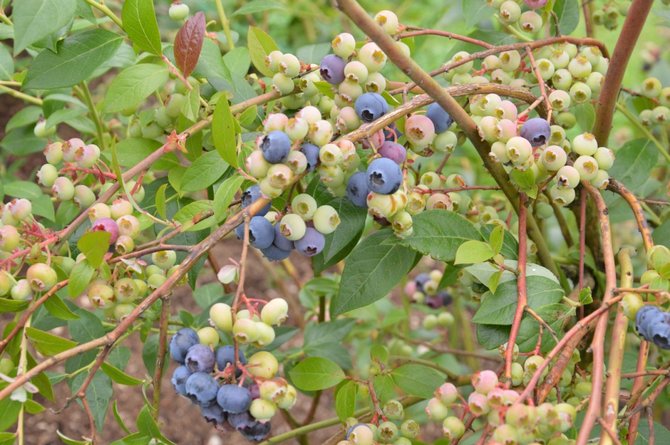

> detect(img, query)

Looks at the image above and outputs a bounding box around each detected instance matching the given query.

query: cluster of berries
[493,0,547,36]
[236,185,340,261]
[637,77,670,127]
[169,297,296,441]
[426,370,577,443]
[339,400,421,445]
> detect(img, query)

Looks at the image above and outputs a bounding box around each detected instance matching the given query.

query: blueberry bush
[1,0,670,444]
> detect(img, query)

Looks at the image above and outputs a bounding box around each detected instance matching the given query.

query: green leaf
[335,380,358,421]
[373,374,397,403]
[313,197,367,273]
[391,364,445,399]
[461,0,492,27]
[454,240,495,265]
[579,287,593,305]
[510,168,538,199]
[223,47,251,77]
[115,138,178,170]
[0,400,21,434]
[102,64,169,112]
[77,231,111,268]
[574,103,595,131]
[43,294,79,320]
[101,362,143,386]
[193,282,228,309]
[136,405,175,444]
[247,26,279,77]
[214,176,244,222]
[0,44,13,80]
[73,372,113,431]
[488,225,504,256]
[24,29,123,89]
[401,210,482,261]
[553,0,580,35]
[212,96,239,167]
[4,181,43,199]
[303,320,356,369]
[289,357,345,391]
[0,298,30,313]
[122,0,162,56]
[481,224,518,260]
[472,276,564,325]
[155,183,168,220]
[332,229,417,316]
[56,431,90,445]
[25,327,77,355]
[13,0,77,55]
[68,261,95,298]
[180,151,229,193]
[173,200,214,231]
[234,0,284,15]
[112,400,131,434]
[609,138,657,192]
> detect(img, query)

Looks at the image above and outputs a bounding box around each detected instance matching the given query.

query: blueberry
[355,93,389,123]
[217,384,252,414]
[650,322,670,349]
[273,224,294,251]
[241,185,271,216]
[378,141,407,164]
[169,328,200,363]
[185,372,219,406]
[520,118,551,147]
[201,404,226,425]
[301,143,320,172]
[425,291,452,309]
[185,344,216,373]
[171,365,191,396]
[414,273,430,292]
[438,291,453,306]
[636,305,664,340]
[228,411,256,430]
[426,103,454,133]
[346,172,369,208]
[294,228,325,257]
[366,158,402,195]
[216,345,247,371]
[260,131,291,163]
[261,244,292,261]
[248,216,275,249]
[239,420,272,442]
[320,54,346,85]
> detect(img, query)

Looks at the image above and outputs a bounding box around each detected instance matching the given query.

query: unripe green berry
[168,2,190,20]
[197,326,219,347]
[247,351,279,379]
[26,263,57,292]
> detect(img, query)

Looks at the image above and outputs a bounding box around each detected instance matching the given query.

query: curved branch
[607,179,654,252]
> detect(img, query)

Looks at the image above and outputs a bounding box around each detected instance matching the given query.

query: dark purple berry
[91,218,119,244]
[185,344,216,373]
[201,404,227,425]
[261,244,292,261]
[355,93,389,123]
[228,411,256,430]
[301,143,320,172]
[217,384,252,414]
[171,365,191,396]
[170,328,200,363]
[650,322,670,349]
[241,185,271,216]
[378,141,407,164]
[346,172,369,208]
[185,372,219,406]
[216,345,246,371]
[426,103,454,133]
[239,420,272,441]
[414,273,430,292]
[260,130,291,163]
[294,227,325,257]
[366,157,402,195]
[320,54,346,85]
[273,224,294,251]
[520,118,551,147]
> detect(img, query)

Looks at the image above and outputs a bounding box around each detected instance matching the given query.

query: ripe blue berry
[520,118,551,147]
[426,103,454,133]
[262,244,292,261]
[185,372,219,406]
[650,322,670,349]
[170,328,200,363]
[636,305,665,341]
[320,54,346,85]
[300,143,320,172]
[294,228,325,257]
[378,141,407,164]
[216,345,247,371]
[366,158,402,195]
[171,365,191,396]
[185,344,216,373]
[273,224,294,251]
[238,420,272,441]
[200,404,226,426]
[241,185,272,217]
[347,172,370,208]
[247,216,275,249]
[355,93,389,123]
[260,130,291,164]
[217,384,252,414]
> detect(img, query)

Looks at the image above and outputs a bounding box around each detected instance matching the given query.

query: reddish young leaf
[173,11,205,78]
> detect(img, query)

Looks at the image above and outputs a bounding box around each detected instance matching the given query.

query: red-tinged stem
[607,179,654,252]
[504,194,528,385]
[627,341,650,443]
[577,183,618,445]
[592,0,654,145]
[578,188,587,319]
[399,27,494,48]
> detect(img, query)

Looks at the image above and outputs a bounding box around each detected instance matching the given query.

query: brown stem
[592,0,653,144]
[582,0,595,38]
[399,28,494,49]
[607,179,654,252]
[505,194,528,385]
[598,417,623,445]
[153,297,171,413]
[577,182,618,445]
